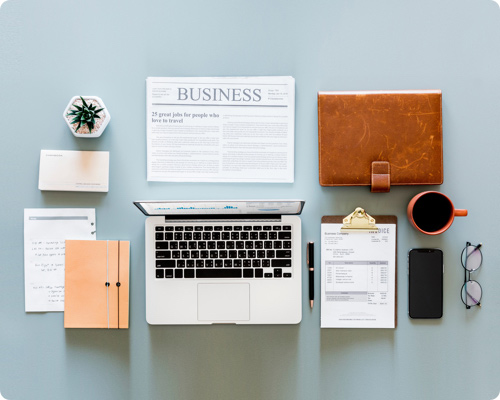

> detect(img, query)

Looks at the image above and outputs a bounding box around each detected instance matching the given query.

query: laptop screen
[134,200,305,216]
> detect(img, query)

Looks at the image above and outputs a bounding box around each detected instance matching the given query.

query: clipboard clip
[341,207,377,232]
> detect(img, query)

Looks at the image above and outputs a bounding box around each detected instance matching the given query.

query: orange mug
[407,191,468,235]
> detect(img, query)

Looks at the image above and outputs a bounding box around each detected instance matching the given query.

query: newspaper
[146,76,295,182]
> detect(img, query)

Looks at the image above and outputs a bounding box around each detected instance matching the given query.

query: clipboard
[321,208,397,328]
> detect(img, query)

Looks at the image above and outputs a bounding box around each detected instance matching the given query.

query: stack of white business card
[38,150,109,192]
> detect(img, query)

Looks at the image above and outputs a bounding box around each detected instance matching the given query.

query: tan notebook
[64,240,130,329]
[318,90,443,192]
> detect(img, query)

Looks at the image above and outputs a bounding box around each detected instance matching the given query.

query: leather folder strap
[371,161,391,193]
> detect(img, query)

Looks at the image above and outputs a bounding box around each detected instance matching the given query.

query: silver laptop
[134,200,305,325]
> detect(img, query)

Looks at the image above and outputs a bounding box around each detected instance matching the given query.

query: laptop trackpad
[197,283,250,322]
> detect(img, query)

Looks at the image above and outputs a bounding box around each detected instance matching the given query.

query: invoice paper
[321,223,396,328]
[24,209,96,312]
[146,76,295,182]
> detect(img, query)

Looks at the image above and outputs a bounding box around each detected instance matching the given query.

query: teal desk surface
[1,0,500,399]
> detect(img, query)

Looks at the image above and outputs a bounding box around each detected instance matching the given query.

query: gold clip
[341,207,377,232]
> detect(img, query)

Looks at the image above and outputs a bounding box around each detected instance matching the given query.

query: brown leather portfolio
[64,240,130,329]
[318,90,443,192]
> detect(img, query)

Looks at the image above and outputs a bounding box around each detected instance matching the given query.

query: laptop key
[196,269,241,278]
[278,232,292,240]
[156,251,171,259]
[157,260,175,268]
[156,242,168,249]
[284,273,292,278]
[155,226,164,231]
[205,260,214,268]
[274,268,282,278]
[177,260,185,268]
[175,269,183,278]
[272,259,292,268]
[243,269,254,278]
[155,232,163,240]
[264,272,273,278]
[215,260,223,268]
[187,260,195,268]
[156,269,164,278]
[165,269,174,278]
[255,269,263,278]
[276,250,292,258]
[184,269,195,278]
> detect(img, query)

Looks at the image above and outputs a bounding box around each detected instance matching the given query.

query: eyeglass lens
[461,245,482,272]
[461,280,482,307]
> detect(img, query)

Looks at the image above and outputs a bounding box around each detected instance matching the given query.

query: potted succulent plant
[63,96,110,138]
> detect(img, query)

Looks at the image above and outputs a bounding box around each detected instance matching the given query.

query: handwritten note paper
[24,209,96,312]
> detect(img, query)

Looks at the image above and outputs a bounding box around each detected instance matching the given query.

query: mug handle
[455,209,468,217]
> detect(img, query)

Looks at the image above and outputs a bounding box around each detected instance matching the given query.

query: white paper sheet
[320,223,396,328]
[38,150,109,192]
[24,209,96,312]
[146,76,295,182]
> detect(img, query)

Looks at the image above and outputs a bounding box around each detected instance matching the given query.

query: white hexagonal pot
[63,96,110,138]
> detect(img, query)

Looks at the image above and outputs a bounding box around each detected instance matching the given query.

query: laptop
[134,200,305,325]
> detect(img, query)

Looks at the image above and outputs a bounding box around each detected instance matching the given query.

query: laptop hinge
[163,214,282,222]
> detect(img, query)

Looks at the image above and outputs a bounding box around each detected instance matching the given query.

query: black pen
[307,242,314,309]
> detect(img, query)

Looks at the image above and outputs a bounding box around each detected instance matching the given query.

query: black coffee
[412,193,452,233]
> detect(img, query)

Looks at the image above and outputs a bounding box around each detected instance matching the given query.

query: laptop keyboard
[154,224,293,279]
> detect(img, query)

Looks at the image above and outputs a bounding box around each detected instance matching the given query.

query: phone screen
[408,249,443,319]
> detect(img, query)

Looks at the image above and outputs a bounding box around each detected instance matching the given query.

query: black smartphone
[408,248,443,319]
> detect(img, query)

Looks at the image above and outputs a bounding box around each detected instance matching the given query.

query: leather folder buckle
[371,161,391,193]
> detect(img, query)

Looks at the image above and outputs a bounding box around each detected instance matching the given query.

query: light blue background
[1,0,500,399]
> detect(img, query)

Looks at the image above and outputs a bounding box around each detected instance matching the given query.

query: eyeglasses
[460,242,483,309]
